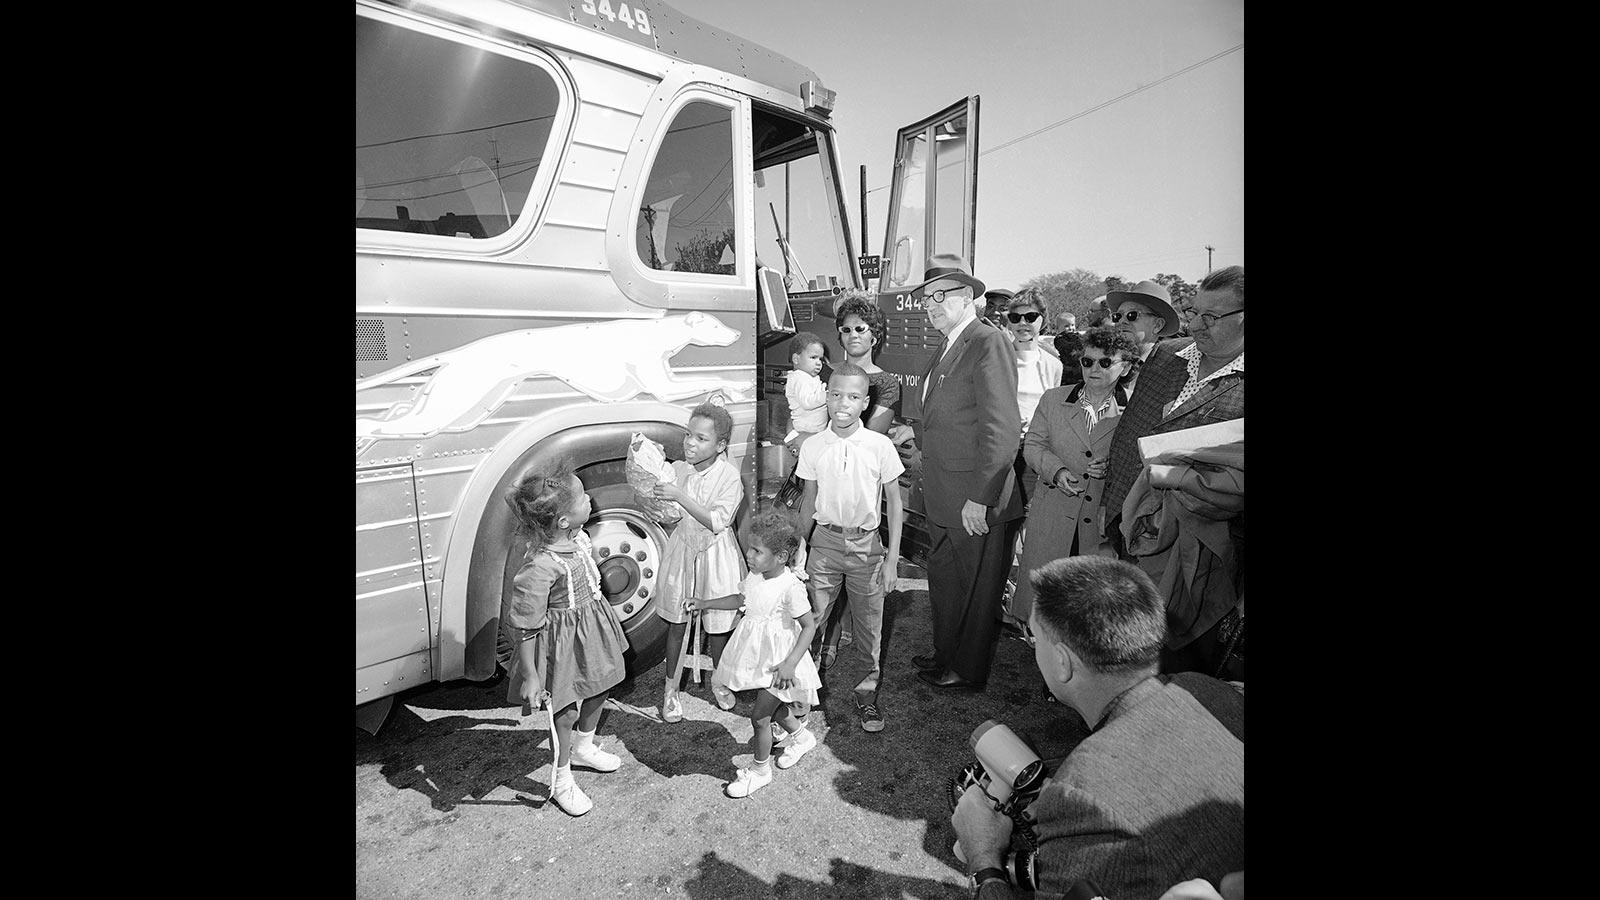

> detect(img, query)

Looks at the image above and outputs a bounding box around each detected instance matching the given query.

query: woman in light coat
[1012,327,1139,623]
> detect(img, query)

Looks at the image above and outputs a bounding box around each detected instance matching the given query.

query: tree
[671,227,736,275]
[1018,268,1109,331]
[1015,268,1203,333]
[1150,273,1198,311]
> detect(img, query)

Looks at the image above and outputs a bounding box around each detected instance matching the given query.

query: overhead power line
[866,42,1243,195]
[356,113,555,150]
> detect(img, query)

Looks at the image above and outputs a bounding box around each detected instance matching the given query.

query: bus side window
[356,15,560,240]
[635,101,737,275]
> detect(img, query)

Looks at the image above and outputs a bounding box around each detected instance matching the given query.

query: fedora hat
[909,253,985,299]
[1105,280,1181,337]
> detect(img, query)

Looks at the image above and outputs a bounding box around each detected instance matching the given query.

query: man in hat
[1107,280,1182,396]
[907,254,1025,691]
[983,287,1015,332]
[1102,266,1245,679]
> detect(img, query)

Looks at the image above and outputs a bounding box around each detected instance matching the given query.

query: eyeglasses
[838,324,871,335]
[921,287,968,305]
[1006,312,1042,324]
[1180,307,1245,328]
[1110,309,1154,324]
[1021,622,1036,647]
[1079,356,1124,369]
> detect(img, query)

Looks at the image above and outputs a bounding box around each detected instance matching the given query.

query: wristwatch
[968,866,1008,893]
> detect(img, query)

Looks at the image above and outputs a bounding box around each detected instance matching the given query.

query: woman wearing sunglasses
[1012,327,1139,627]
[830,290,901,436]
[1004,291,1064,507]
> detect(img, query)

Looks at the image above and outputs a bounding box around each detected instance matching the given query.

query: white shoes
[661,689,684,723]
[776,727,817,769]
[711,684,737,711]
[569,730,621,772]
[725,763,773,798]
[550,766,592,816]
[772,712,809,745]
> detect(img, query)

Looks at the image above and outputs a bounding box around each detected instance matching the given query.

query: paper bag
[626,433,682,523]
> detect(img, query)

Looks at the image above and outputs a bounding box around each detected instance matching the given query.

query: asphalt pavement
[355,574,1091,899]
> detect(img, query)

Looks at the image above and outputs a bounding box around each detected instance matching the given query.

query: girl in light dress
[651,402,747,723]
[497,466,629,817]
[689,512,822,798]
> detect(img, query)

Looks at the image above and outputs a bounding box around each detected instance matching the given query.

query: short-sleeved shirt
[795,423,905,530]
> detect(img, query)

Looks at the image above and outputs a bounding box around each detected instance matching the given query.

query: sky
[667,0,1243,292]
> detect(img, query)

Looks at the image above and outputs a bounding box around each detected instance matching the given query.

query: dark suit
[912,317,1024,684]
[1102,338,1245,676]
[978,676,1245,900]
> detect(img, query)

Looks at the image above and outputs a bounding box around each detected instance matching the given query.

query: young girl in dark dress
[498,465,630,816]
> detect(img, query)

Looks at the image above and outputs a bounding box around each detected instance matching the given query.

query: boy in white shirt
[783,332,828,453]
[795,362,905,733]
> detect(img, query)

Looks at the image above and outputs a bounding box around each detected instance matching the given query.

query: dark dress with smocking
[496,534,629,713]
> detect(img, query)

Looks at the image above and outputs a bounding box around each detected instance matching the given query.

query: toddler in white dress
[687,511,821,797]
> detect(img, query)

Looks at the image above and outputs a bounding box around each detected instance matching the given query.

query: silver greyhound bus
[356,0,982,726]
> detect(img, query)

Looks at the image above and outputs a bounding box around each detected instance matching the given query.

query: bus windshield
[753,109,851,291]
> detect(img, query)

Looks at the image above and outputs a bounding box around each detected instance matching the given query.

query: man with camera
[951,556,1243,899]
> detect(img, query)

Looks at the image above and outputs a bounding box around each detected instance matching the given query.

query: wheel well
[461,421,686,680]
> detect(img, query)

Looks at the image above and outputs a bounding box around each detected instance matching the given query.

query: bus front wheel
[578,460,670,676]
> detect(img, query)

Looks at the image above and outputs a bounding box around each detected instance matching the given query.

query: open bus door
[872,96,981,563]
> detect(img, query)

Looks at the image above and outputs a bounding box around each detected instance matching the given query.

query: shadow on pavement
[356,702,547,813]
[602,704,747,781]
[683,850,965,900]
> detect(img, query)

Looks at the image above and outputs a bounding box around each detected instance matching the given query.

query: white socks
[569,728,621,772]
[550,763,592,816]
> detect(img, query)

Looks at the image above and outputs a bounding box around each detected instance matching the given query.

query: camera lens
[1014,759,1046,794]
[1006,849,1037,891]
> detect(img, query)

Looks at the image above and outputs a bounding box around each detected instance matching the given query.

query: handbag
[775,464,804,509]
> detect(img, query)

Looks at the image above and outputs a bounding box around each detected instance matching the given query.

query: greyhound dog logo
[356,312,750,449]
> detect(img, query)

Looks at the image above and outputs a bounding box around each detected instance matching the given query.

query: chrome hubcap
[585,510,663,626]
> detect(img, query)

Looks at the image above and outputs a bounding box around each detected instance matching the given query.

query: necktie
[924,337,950,403]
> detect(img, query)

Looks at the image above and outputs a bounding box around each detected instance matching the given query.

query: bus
[356,0,981,726]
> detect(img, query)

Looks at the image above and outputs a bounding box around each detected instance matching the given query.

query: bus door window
[636,101,738,275]
[885,131,927,288]
[752,108,854,292]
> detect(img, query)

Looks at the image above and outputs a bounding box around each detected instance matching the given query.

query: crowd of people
[493,254,1245,899]
[935,255,1246,900]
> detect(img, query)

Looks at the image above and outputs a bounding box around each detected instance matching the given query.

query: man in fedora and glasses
[1106,279,1183,396]
[1102,266,1245,680]
[906,254,1025,691]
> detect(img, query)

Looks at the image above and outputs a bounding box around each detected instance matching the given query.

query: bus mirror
[757,266,796,347]
[892,236,913,285]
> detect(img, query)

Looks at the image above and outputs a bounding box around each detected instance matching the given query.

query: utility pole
[860,165,869,290]
[1205,245,1215,273]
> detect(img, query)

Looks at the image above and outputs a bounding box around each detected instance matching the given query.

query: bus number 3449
[580,0,651,34]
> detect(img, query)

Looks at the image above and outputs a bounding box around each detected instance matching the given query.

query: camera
[948,720,1047,890]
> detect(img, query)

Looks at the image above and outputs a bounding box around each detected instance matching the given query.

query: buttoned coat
[1011,383,1127,622]
[911,317,1024,528]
